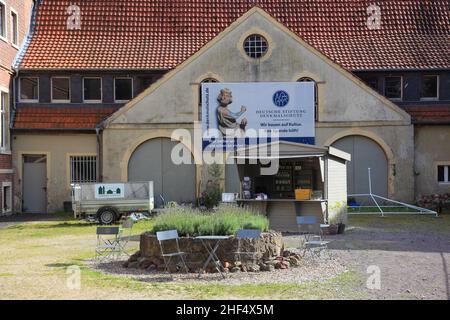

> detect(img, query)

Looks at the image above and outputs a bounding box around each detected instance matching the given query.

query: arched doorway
[128,138,196,207]
[332,135,388,197]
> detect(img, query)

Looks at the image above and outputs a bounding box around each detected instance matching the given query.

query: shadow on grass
[45,262,76,268]
[7,222,98,230]
[92,260,228,283]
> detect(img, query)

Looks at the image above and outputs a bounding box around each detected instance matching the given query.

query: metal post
[372,194,438,217]
[368,167,384,217]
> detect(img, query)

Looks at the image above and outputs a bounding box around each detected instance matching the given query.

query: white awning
[232,153,325,160]
[228,140,350,162]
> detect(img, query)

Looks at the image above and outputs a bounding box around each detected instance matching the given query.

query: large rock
[138,257,152,269]
[260,264,275,272]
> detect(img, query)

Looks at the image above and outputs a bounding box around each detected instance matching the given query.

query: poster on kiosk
[201,82,315,150]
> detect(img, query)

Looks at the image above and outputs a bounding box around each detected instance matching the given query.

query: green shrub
[201,185,222,209]
[201,164,223,209]
[151,205,269,236]
[164,201,178,208]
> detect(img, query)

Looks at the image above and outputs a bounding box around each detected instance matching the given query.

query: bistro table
[195,235,231,278]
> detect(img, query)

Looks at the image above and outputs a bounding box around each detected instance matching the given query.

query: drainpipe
[11,70,19,134]
[9,0,39,214]
[95,126,103,182]
[7,70,19,214]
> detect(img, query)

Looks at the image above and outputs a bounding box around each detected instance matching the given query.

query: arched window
[198,78,218,121]
[298,77,318,121]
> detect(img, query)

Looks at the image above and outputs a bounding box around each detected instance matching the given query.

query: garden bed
[122,205,303,273]
[151,205,269,236]
[125,230,286,272]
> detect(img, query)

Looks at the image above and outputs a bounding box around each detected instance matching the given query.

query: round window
[243,34,268,59]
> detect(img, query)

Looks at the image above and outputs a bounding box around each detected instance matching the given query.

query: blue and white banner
[201,82,315,150]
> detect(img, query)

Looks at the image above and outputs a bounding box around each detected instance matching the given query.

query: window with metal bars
[243,34,268,59]
[70,156,97,183]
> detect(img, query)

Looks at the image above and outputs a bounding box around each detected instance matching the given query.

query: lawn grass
[179,271,366,299]
[2,213,449,299]
[347,206,425,213]
[0,215,361,299]
[346,212,450,233]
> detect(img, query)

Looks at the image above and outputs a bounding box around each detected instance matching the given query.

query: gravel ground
[89,216,450,299]
[90,251,348,285]
[284,221,450,300]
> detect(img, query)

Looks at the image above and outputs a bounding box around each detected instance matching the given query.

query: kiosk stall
[233,141,351,232]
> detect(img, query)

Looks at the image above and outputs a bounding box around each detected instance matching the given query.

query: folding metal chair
[234,229,262,264]
[95,227,121,261]
[117,218,135,256]
[156,230,189,274]
[296,216,330,259]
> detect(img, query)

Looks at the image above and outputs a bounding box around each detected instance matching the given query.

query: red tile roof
[19,0,450,71]
[403,105,450,124]
[13,106,119,130]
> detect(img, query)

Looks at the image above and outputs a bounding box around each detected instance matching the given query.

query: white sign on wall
[201,82,315,149]
[95,183,125,199]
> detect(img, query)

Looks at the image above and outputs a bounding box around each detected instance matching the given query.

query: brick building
[8,0,450,213]
[0,0,33,215]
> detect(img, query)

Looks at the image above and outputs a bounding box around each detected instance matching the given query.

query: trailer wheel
[97,207,118,225]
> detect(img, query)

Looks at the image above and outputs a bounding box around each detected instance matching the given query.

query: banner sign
[201,82,315,150]
[95,183,125,199]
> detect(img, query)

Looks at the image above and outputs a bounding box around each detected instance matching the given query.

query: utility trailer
[72,181,154,224]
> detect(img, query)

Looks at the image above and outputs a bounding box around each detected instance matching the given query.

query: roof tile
[19,0,450,71]
[403,105,450,124]
[13,106,119,130]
